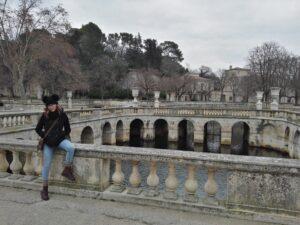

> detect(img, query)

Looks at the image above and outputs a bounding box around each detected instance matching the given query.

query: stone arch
[102,122,112,145]
[116,120,124,145]
[129,119,144,147]
[154,119,168,149]
[204,121,221,153]
[178,119,194,151]
[81,126,94,144]
[293,131,300,159]
[231,122,250,155]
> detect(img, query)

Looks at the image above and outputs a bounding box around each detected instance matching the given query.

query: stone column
[154,91,160,108]
[67,91,72,109]
[270,87,281,111]
[132,89,139,103]
[256,91,263,110]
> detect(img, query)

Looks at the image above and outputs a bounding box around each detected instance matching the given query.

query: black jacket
[35,109,71,147]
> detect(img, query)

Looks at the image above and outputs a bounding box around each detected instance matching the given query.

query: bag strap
[43,117,59,139]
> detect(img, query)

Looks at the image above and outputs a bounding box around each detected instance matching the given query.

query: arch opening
[81,126,94,144]
[154,119,168,149]
[129,119,144,147]
[102,122,112,145]
[293,131,300,159]
[231,122,250,155]
[116,120,124,146]
[178,120,194,151]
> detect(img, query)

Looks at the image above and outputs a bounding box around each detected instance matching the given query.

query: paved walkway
[0,186,277,225]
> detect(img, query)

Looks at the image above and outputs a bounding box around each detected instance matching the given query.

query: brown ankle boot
[41,186,49,201]
[61,165,76,181]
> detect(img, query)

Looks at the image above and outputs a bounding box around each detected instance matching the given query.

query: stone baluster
[21,116,25,125]
[0,150,9,178]
[2,117,7,127]
[34,151,43,183]
[128,160,142,195]
[204,166,218,205]
[184,164,198,202]
[9,151,23,180]
[12,116,16,126]
[17,116,21,125]
[164,162,178,200]
[110,159,125,192]
[145,161,159,197]
[22,151,36,181]
[7,116,12,127]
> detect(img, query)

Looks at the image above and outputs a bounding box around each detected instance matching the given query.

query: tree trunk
[12,77,26,98]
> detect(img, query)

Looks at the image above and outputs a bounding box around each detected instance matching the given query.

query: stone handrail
[0,106,299,130]
[0,138,299,218]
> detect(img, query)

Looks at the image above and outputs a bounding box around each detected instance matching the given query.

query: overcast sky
[49,0,300,71]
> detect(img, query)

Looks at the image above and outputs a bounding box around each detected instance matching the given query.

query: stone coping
[0,138,299,174]
[0,106,299,116]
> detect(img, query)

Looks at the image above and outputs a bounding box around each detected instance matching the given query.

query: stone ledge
[0,176,297,225]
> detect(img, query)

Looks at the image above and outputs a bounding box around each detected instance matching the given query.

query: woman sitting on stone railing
[35,94,76,201]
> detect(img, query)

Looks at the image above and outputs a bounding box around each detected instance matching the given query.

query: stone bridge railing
[0,139,299,224]
[1,106,299,130]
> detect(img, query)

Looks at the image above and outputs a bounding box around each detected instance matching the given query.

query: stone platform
[0,186,279,225]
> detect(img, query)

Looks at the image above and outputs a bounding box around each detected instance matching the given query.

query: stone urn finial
[256,91,264,110]
[132,88,139,103]
[67,91,72,109]
[154,91,160,108]
[270,87,281,111]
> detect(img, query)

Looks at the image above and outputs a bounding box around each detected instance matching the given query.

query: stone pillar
[256,91,263,110]
[270,87,281,111]
[143,121,154,146]
[67,91,72,109]
[132,89,139,103]
[154,91,160,108]
[168,121,178,143]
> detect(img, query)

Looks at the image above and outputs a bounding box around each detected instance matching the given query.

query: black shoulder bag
[37,118,59,151]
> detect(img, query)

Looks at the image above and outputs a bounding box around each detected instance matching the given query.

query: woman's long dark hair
[43,104,63,118]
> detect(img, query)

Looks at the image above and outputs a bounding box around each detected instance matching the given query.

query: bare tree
[160,74,193,100]
[0,0,69,97]
[135,70,158,99]
[214,69,227,101]
[248,42,292,101]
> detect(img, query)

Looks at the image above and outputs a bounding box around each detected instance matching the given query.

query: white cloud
[48,0,300,71]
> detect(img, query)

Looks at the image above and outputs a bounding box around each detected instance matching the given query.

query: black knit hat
[42,94,60,106]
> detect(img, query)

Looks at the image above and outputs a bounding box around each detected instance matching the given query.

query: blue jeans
[42,139,75,181]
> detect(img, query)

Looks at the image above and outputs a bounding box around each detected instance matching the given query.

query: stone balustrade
[0,138,299,219]
[1,106,299,131]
